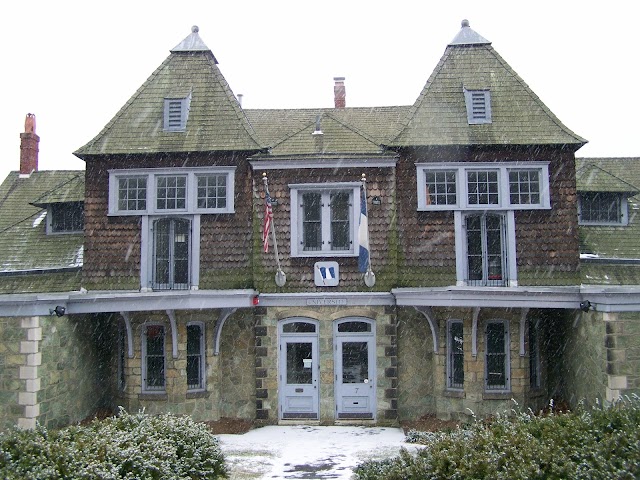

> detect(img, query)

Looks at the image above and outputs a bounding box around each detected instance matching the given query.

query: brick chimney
[20,113,39,176]
[334,77,345,108]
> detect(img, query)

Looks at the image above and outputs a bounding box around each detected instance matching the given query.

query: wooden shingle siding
[254,167,396,292]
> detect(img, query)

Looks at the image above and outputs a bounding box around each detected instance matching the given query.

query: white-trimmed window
[142,324,166,393]
[529,318,541,389]
[447,319,464,390]
[290,183,360,257]
[186,322,205,391]
[164,95,191,132]
[152,217,191,290]
[417,163,550,211]
[47,202,84,234]
[464,89,492,124]
[485,320,510,391]
[578,192,628,225]
[108,167,235,215]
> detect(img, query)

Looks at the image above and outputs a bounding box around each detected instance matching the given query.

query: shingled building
[1,21,639,430]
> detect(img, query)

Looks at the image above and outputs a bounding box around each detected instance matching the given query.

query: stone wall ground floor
[1,306,638,431]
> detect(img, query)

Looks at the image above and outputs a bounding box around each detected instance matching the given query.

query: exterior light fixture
[49,306,66,317]
[579,300,592,312]
[371,196,382,206]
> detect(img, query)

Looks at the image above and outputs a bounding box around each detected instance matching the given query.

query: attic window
[164,94,191,131]
[464,89,492,124]
[48,202,84,234]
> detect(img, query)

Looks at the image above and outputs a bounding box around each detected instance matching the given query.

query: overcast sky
[1,1,638,180]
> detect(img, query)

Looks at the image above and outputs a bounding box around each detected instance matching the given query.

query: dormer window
[464,88,492,124]
[48,202,84,234]
[164,94,191,131]
[578,192,628,225]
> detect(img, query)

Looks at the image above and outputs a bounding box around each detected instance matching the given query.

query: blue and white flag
[319,266,336,281]
[358,184,370,273]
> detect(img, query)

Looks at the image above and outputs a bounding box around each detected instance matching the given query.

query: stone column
[18,317,42,429]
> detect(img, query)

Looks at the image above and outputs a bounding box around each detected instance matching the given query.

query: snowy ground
[217,425,420,479]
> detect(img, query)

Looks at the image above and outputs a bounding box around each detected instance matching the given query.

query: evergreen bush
[0,409,227,479]
[355,396,640,479]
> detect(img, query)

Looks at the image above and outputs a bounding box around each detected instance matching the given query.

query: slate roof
[75,26,262,157]
[576,158,640,276]
[0,171,84,276]
[391,21,586,149]
[245,107,407,158]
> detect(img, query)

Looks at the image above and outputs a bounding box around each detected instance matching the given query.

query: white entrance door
[335,319,376,419]
[279,320,319,420]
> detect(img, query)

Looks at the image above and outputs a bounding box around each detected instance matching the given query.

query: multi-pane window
[485,321,510,391]
[467,170,499,205]
[529,319,540,389]
[578,192,625,224]
[466,213,506,286]
[143,324,165,392]
[196,174,227,209]
[417,163,550,211]
[153,218,190,290]
[292,184,358,257]
[425,170,457,206]
[109,167,235,215]
[186,323,205,391]
[49,202,84,233]
[447,320,464,389]
[156,175,187,210]
[464,89,492,124]
[118,177,147,211]
[509,170,541,205]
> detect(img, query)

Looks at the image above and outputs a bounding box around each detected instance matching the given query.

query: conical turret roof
[75,26,262,157]
[391,20,586,149]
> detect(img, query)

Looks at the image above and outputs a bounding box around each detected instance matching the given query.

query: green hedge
[355,397,640,479]
[0,409,227,479]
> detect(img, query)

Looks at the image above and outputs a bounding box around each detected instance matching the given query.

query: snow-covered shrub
[0,409,227,479]
[355,396,640,479]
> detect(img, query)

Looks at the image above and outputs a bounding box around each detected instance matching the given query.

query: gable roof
[75,26,262,157]
[0,171,84,279]
[576,162,640,194]
[391,21,586,149]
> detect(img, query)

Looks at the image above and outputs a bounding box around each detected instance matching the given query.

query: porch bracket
[519,308,530,357]
[472,307,480,358]
[414,306,439,354]
[214,308,237,356]
[166,309,178,359]
[120,311,134,358]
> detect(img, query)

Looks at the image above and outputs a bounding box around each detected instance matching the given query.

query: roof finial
[461,19,470,28]
[192,25,199,33]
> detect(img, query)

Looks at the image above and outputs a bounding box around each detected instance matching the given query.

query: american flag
[263,191,273,253]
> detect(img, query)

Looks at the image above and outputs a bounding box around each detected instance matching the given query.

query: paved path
[218,425,419,479]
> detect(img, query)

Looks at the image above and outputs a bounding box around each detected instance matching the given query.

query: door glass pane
[154,219,170,285]
[282,322,316,333]
[342,341,368,384]
[337,321,371,333]
[486,215,503,282]
[287,342,313,384]
[173,219,190,285]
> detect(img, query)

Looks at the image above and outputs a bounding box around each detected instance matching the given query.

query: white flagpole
[262,173,286,287]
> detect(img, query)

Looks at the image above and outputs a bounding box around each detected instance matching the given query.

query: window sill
[138,393,168,401]
[443,389,465,398]
[482,391,512,400]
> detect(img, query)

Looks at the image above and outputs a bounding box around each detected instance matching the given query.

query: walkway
[217,425,419,479]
